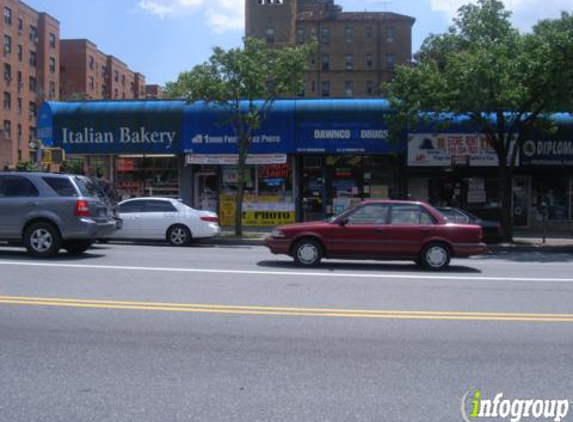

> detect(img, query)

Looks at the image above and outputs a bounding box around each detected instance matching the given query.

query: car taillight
[75,200,91,217]
[200,216,218,223]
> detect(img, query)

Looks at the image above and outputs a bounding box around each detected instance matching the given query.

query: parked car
[436,207,503,243]
[107,197,220,246]
[0,172,117,257]
[265,200,487,270]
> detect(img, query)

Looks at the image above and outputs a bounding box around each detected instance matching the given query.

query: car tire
[293,238,323,267]
[419,242,451,271]
[24,222,62,258]
[64,240,93,255]
[167,224,192,246]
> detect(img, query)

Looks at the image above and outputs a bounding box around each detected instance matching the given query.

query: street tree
[166,37,312,235]
[385,0,573,240]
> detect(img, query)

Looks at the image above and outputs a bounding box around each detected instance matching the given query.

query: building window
[366,26,373,40]
[257,0,283,4]
[296,28,305,44]
[266,27,275,44]
[17,71,22,92]
[130,82,134,92]
[321,27,330,44]
[17,97,22,114]
[17,44,22,62]
[366,80,374,96]
[17,124,22,142]
[89,56,94,70]
[49,57,56,73]
[298,80,305,97]
[4,6,12,25]
[114,88,118,98]
[3,35,11,54]
[89,76,94,90]
[49,33,56,49]
[321,54,330,71]
[122,74,126,86]
[114,70,119,82]
[28,126,36,143]
[29,102,37,119]
[29,25,38,43]
[17,17,23,33]
[366,53,373,67]
[3,63,11,83]
[29,51,37,67]
[49,81,56,99]
[29,76,37,92]
[3,120,11,139]
[321,81,330,97]
[344,81,353,97]
[386,27,395,43]
[344,27,353,43]
[3,92,11,111]
[345,54,354,71]
[386,53,395,71]
[311,81,316,93]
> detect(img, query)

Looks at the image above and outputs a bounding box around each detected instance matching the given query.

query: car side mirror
[338,218,349,227]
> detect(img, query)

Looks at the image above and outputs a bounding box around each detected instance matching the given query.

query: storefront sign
[408,133,507,167]
[219,195,295,226]
[295,100,399,154]
[186,154,287,165]
[521,139,573,165]
[38,101,184,154]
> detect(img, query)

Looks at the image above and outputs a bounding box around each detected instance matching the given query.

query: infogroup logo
[461,388,571,422]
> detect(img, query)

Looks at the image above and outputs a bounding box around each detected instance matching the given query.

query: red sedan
[265,200,487,270]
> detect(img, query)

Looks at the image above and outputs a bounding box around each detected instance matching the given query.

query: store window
[533,176,571,220]
[114,155,178,199]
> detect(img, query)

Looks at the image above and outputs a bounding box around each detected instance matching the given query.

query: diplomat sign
[521,139,573,165]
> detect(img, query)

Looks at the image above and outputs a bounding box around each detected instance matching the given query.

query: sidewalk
[204,227,573,253]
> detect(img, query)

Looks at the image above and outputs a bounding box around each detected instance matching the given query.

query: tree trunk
[234,137,249,236]
[498,163,514,242]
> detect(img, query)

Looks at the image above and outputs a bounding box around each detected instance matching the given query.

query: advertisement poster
[408,133,508,167]
[219,195,295,226]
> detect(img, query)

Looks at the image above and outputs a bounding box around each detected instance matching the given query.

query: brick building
[245,0,415,98]
[60,39,146,101]
[1,0,59,168]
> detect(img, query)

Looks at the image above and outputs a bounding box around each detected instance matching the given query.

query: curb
[203,237,573,253]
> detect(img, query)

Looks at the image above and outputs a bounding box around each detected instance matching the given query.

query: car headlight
[270,229,286,238]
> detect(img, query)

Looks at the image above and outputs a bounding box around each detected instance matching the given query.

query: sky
[26,0,572,86]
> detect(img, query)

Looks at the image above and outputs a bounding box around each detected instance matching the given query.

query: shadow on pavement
[0,248,106,261]
[479,251,573,263]
[256,260,482,274]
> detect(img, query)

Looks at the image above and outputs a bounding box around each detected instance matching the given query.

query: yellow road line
[1,295,572,322]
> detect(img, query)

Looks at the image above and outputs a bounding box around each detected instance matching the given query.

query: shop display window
[533,176,571,220]
[114,155,178,199]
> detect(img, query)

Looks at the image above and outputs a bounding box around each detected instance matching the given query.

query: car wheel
[24,222,62,258]
[64,240,93,255]
[419,242,451,271]
[167,225,192,246]
[293,239,323,267]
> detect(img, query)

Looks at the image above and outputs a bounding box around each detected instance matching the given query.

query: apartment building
[145,84,164,99]
[1,0,59,168]
[60,39,145,100]
[245,0,415,98]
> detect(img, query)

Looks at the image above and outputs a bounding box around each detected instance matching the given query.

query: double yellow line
[1,295,573,322]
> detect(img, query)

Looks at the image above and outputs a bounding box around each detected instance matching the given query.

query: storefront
[518,116,573,229]
[39,99,571,227]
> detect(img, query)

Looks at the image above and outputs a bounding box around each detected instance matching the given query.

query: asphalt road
[1,242,573,422]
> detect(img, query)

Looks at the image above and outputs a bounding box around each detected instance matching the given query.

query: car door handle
[419,227,432,232]
[27,202,39,206]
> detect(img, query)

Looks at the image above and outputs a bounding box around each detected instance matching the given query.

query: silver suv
[0,172,117,257]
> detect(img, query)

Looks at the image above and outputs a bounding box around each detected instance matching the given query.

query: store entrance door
[194,172,218,212]
[512,176,531,227]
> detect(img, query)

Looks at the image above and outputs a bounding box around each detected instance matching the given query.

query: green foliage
[384,0,573,239]
[165,37,313,235]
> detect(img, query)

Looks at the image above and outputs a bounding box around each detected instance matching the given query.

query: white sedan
[109,197,220,246]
